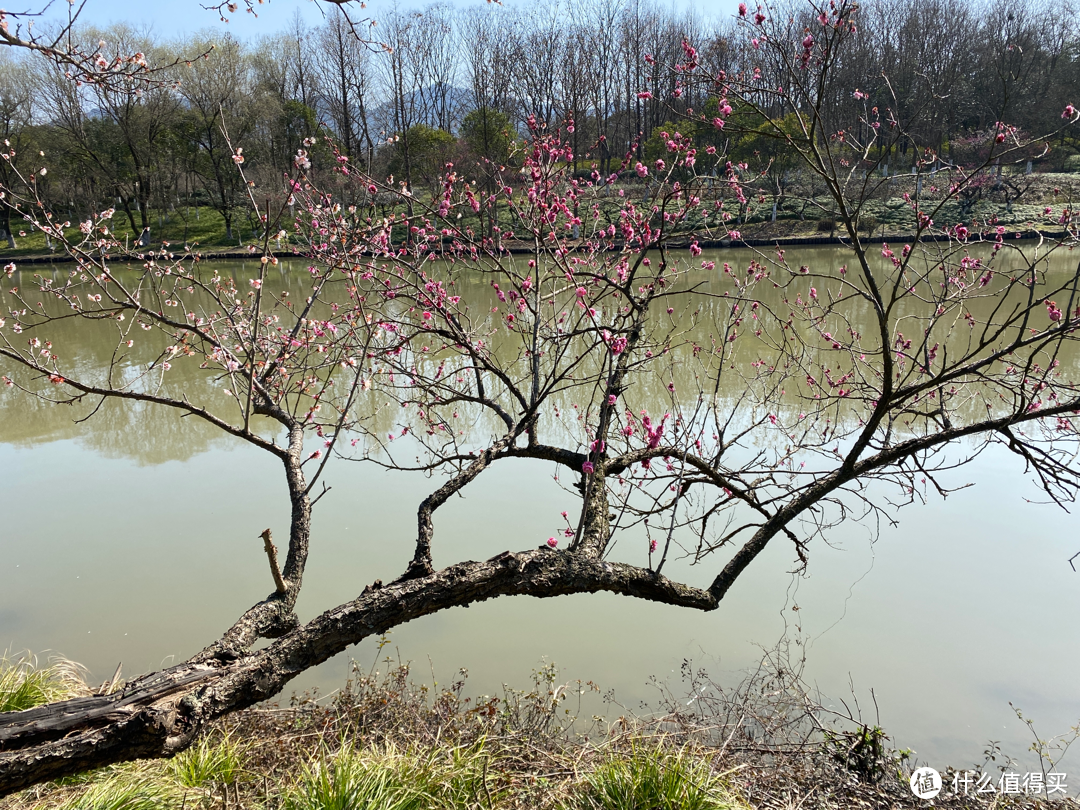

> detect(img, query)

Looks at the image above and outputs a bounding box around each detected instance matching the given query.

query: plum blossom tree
[2,0,1080,795]
[0,3,209,88]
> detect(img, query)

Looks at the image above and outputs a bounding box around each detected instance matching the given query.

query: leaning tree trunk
[0,549,716,796]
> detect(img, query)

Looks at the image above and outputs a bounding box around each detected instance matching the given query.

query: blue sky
[52,0,730,40]
[61,0,348,40]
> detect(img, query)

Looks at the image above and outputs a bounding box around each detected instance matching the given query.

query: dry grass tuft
[0,651,90,713]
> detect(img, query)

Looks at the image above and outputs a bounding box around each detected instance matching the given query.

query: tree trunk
[1,205,14,249]
[0,549,715,797]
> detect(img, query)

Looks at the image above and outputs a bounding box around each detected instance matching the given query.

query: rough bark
[201,426,310,657]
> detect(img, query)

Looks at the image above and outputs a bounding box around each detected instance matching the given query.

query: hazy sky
[53,0,351,40]
[42,0,728,41]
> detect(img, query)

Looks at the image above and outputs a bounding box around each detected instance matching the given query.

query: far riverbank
[2,225,1073,266]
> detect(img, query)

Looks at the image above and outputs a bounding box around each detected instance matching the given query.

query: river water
[2,245,1079,777]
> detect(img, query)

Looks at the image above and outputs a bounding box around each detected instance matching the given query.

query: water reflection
[1,247,1079,776]
[5,244,1079,460]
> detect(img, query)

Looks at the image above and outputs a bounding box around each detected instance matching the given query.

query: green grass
[284,743,425,810]
[0,205,300,258]
[283,741,502,810]
[168,731,246,788]
[0,651,89,713]
[55,776,172,810]
[565,744,744,810]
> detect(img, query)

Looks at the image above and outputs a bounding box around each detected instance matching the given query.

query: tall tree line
[2,0,1078,246]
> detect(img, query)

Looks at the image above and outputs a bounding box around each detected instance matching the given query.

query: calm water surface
[2,246,1079,775]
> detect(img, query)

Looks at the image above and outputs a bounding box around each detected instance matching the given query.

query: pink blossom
[649,539,658,553]
[642,414,667,449]
[1063,104,1076,119]
[635,162,648,177]
[637,91,653,99]
[582,461,595,474]
[547,537,559,548]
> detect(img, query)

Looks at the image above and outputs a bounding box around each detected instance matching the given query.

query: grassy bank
[0,207,299,261]
[4,170,1080,262]
[0,650,1072,809]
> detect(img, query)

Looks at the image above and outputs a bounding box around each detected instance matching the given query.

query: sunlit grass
[0,651,89,713]
[54,776,173,810]
[0,206,300,257]
[168,731,246,788]
[565,743,746,810]
[282,740,503,810]
[284,743,422,810]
